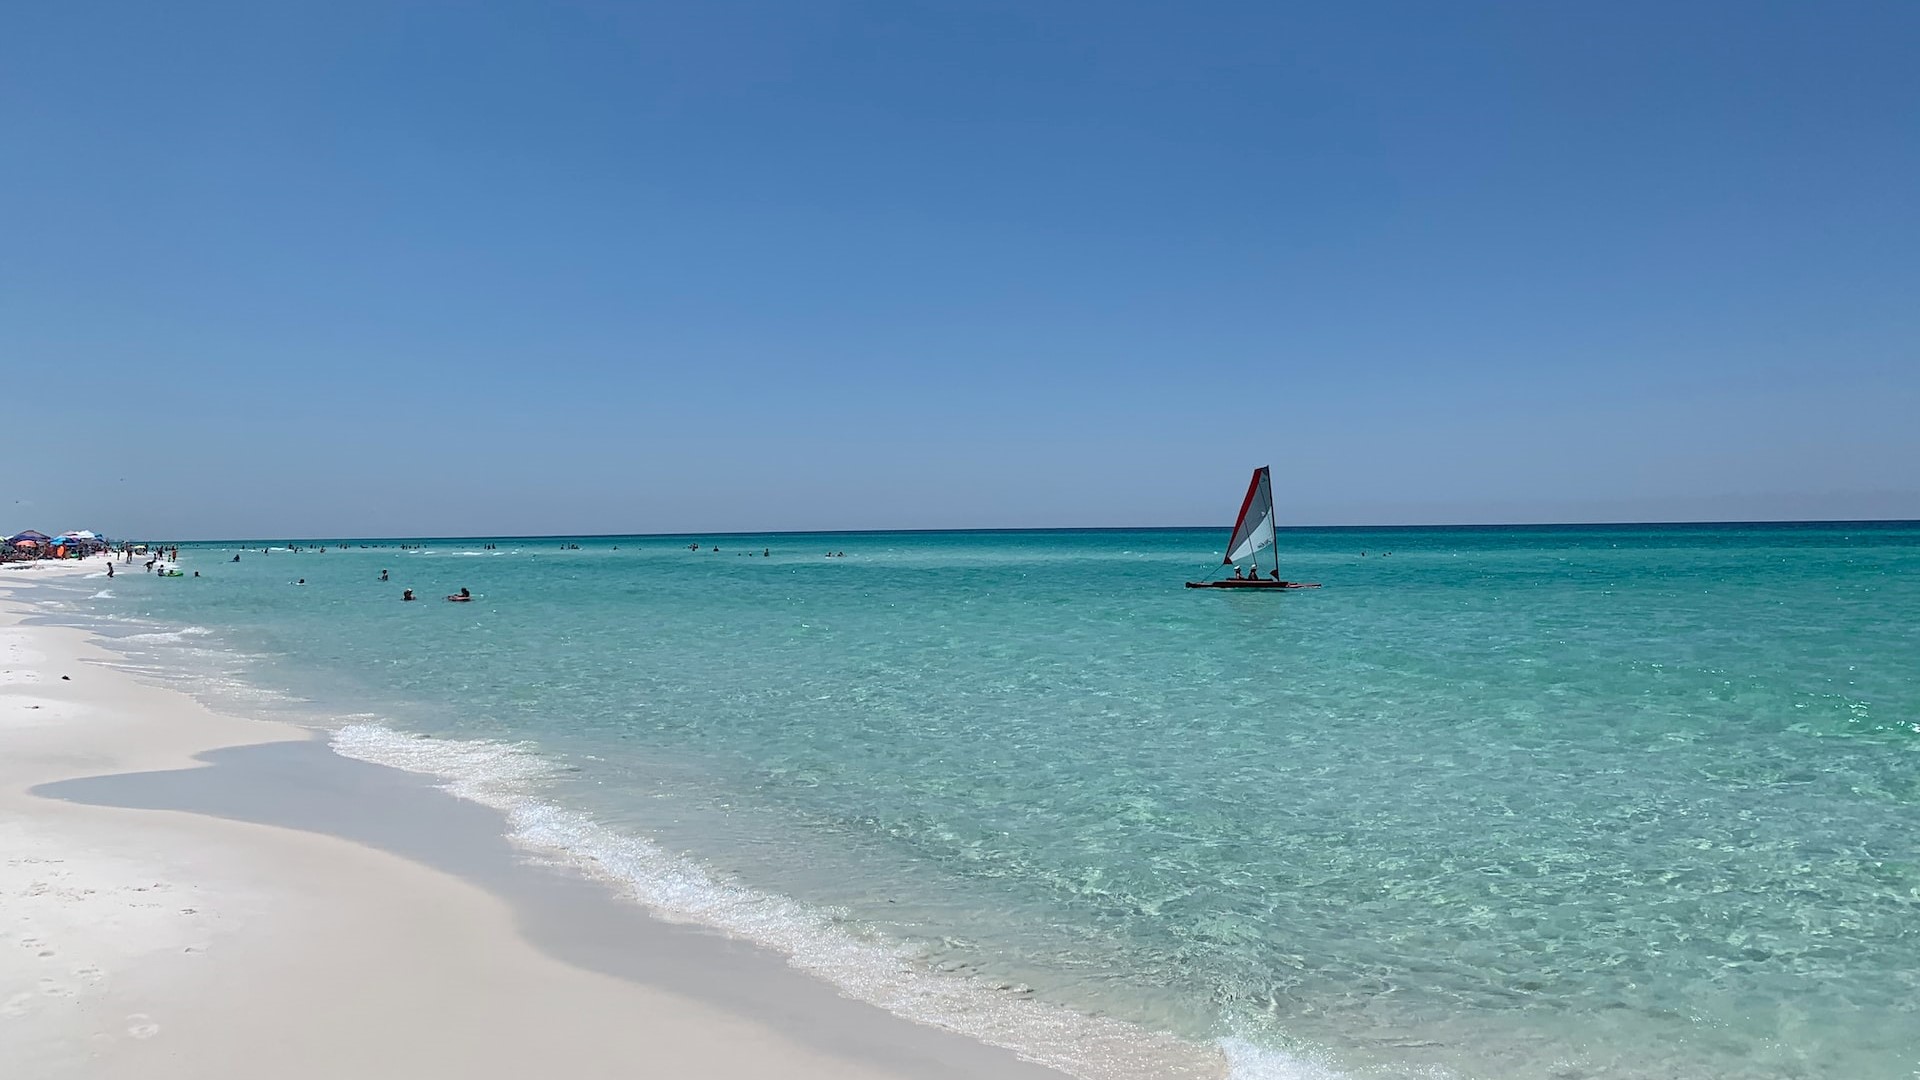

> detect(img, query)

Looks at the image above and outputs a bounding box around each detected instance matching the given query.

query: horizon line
[137,517,1920,544]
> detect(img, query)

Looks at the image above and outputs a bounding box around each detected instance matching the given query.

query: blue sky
[4,2,1916,538]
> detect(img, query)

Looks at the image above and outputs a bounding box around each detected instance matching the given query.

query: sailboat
[1185,466,1320,590]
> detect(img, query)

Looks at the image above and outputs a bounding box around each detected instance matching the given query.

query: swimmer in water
[446,587,472,602]
[402,589,416,601]
[380,569,389,581]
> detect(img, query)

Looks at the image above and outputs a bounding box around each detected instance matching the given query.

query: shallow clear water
[54,525,1920,1078]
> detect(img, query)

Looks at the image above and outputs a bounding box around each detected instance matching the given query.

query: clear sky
[4,2,1916,539]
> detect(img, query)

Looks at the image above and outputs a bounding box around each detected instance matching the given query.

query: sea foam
[328,721,1323,1080]
[116,626,214,644]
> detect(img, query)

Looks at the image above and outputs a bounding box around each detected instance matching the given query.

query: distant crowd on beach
[2,530,113,563]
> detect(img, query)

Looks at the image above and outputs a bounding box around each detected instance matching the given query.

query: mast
[1262,466,1277,580]
[1266,467,1277,580]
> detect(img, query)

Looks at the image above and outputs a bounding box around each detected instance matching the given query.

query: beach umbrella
[8,530,50,543]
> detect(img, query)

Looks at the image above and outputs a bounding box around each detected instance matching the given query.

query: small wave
[118,626,215,644]
[90,589,115,599]
[330,722,1240,1080]
[1219,1037,1352,1080]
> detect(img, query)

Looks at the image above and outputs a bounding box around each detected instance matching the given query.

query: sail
[1224,466,1276,564]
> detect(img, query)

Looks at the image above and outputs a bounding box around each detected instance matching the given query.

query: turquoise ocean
[39,524,1920,1079]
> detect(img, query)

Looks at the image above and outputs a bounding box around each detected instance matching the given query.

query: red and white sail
[1224,466,1276,565]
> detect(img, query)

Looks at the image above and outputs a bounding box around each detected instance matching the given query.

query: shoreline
[0,559,1099,1080]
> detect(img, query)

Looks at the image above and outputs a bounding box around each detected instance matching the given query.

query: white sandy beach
[0,558,1078,1080]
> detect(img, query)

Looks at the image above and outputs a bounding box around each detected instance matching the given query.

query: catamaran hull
[1184,580,1320,590]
